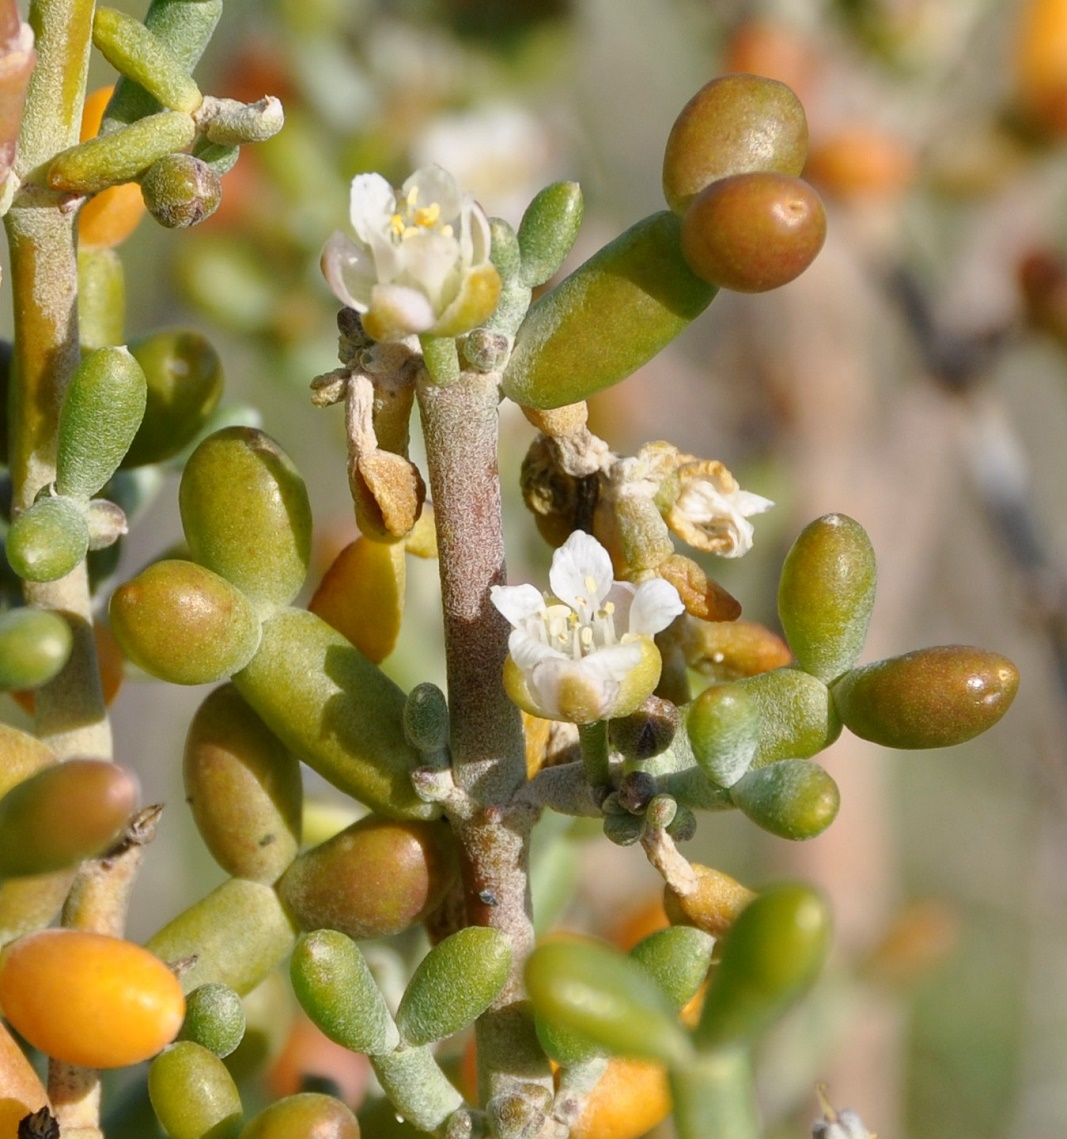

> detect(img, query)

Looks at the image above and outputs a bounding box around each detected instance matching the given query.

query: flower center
[531,595,619,660]
[389,186,453,242]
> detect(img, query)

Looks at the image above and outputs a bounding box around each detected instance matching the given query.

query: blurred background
[7,0,1067,1135]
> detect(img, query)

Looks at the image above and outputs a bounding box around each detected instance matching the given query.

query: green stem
[669,1046,760,1139]
[419,334,461,386]
[415,368,552,1109]
[577,720,610,789]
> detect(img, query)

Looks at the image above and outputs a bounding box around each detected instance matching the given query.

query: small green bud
[180,427,311,614]
[502,212,716,409]
[612,695,680,761]
[403,682,450,755]
[662,74,809,215]
[194,96,284,146]
[525,938,693,1066]
[233,607,435,820]
[695,883,831,1050]
[183,684,302,883]
[147,877,298,995]
[0,759,138,877]
[122,328,224,468]
[729,758,840,841]
[109,559,262,685]
[85,499,128,551]
[603,812,645,847]
[6,495,90,583]
[178,982,246,1058]
[629,925,715,1010]
[290,929,399,1056]
[56,346,148,498]
[48,110,197,194]
[148,1040,242,1139]
[735,667,842,767]
[831,646,1019,749]
[686,682,760,788]
[141,153,221,228]
[237,1094,359,1139]
[93,7,203,115]
[517,181,584,287]
[778,514,877,683]
[395,927,511,1046]
[0,607,72,692]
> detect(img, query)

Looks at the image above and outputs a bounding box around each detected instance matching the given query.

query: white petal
[398,228,462,308]
[577,641,646,684]
[405,164,462,220]
[320,231,375,311]
[549,531,613,611]
[509,628,565,671]
[349,173,396,244]
[627,578,685,636]
[732,490,775,517]
[367,282,436,335]
[490,583,545,627]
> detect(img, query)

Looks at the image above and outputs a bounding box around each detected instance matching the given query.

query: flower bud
[662,74,808,214]
[56,346,147,498]
[778,514,877,682]
[502,212,716,410]
[141,152,222,228]
[831,646,1019,748]
[729,758,840,840]
[109,559,262,685]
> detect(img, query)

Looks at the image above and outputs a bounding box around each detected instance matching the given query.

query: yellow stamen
[414,202,441,228]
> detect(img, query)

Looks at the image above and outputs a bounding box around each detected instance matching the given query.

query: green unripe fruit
[56,346,148,498]
[290,930,398,1056]
[178,983,246,1058]
[831,646,1019,749]
[147,878,298,996]
[233,607,434,820]
[6,496,90,583]
[662,74,809,215]
[629,925,716,1010]
[0,607,72,691]
[395,927,511,1046]
[109,559,261,685]
[501,211,716,409]
[123,328,224,468]
[525,938,692,1066]
[276,814,458,939]
[686,682,760,788]
[517,181,584,288]
[237,1094,360,1139]
[180,428,312,613]
[695,882,831,1050]
[778,514,876,683]
[184,684,302,883]
[734,666,841,767]
[148,1041,242,1139]
[729,758,840,841]
[0,759,138,876]
[141,153,222,228]
[679,172,826,293]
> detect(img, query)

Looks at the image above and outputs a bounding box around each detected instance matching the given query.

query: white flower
[321,164,501,342]
[665,458,774,558]
[491,531,684,724]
